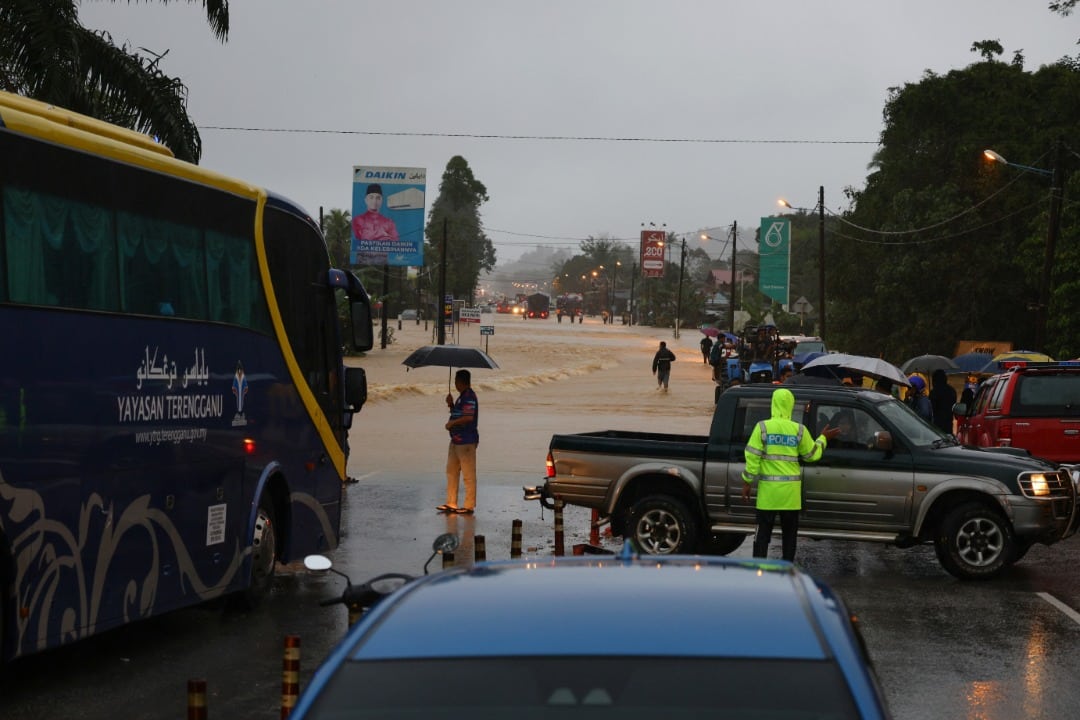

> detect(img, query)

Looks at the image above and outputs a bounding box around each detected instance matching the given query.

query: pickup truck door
[800,404,915,531]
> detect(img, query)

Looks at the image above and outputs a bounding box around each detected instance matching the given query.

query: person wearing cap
[906,375,933,422]
[351,183,400,243]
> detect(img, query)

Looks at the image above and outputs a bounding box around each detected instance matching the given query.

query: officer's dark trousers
[753,509,799,561]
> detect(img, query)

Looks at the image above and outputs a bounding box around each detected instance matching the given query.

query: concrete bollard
[590,508,600,546]
[474,534,486,562]
[187,678,207,720]
[554,496,565,556]
[443,550,455,569]
[511,519,523,558]
[281,635,301,718]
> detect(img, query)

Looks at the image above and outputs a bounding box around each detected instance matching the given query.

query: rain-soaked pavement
[6,471,1080,719]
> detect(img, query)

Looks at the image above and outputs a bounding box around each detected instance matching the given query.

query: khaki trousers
[446,442,478,509]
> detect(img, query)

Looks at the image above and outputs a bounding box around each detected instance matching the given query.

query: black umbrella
[402,344,499,389]
[900,354,959,376]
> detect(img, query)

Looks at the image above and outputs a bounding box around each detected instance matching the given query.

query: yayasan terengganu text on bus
[0,91,374,661]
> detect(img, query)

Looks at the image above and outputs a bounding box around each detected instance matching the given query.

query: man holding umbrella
[439,369,479,514]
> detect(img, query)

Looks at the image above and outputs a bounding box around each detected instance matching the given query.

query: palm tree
[0,0,230,163]
[321,208,352,269]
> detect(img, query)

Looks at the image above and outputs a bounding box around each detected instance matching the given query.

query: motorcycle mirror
[433,533,460,554]
[304,555,333,572]
[423,533,461,575]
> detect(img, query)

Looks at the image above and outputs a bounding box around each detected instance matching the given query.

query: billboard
[758,217,790,306]
[351,166,426,266]
[640,230,666,278]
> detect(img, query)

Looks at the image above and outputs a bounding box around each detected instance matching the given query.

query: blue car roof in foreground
[345,555,839,661]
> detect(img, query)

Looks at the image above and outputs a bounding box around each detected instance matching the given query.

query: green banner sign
[758,217,790,306]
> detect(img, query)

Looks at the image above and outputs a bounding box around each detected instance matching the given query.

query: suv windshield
[876,396,949,447]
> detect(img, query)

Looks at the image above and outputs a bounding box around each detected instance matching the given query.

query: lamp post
[984,144,1063,352]
[778,187,826,337]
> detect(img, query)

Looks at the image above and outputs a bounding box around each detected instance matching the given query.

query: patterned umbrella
[979,350,1055,373]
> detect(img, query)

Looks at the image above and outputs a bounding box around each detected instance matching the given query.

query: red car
[955,362,1080,463]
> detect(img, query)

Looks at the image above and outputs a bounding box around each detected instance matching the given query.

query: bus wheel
[236,497,277,609]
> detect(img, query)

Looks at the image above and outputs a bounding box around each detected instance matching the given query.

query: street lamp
[984,143,1063,352]
[778,186,826,338]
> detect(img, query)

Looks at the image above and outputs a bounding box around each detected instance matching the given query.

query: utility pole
[675,237,686,339]
[818,185,826,339]
[729,221,737,333]
[629,262,637,326]
[437,217,447,345]
[1035,138,1064,352]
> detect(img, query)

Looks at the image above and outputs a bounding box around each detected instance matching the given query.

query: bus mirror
[351,299,374,352]
[345,367,367,413]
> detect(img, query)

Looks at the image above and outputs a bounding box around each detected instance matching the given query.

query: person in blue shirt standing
[438,369,479,514]
[906,375,934,422]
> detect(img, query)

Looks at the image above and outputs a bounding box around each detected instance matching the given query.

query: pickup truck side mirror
[871,430,893,452]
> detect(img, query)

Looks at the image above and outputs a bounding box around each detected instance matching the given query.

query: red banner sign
[640,230,666,278]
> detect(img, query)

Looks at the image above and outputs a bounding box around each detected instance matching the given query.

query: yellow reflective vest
[742,388,828,510]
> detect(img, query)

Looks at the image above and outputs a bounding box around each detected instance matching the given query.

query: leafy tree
[0,1,230,162]
[424,156,495,304]
[321,208,351,270]
[833,56,1080,360]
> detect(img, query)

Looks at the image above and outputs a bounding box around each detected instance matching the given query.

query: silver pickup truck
[525,384,1080,580]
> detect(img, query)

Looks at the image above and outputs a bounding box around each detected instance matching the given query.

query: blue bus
[0,92,374,661]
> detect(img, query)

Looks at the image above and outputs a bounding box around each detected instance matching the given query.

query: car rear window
[306,656,863,719]
[1011,374,1080,417]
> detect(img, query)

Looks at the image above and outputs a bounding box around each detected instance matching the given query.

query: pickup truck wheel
[933,501,1014,580]
[626,496,698,554]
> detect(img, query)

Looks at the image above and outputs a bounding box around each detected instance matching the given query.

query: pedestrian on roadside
[652,341,677,391]
[905,375,934,422]
[700,335,714,364]
[437,369,478,515]
[742,387,840,561]
[929,368,958,434]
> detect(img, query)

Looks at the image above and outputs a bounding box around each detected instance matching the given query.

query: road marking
[1037,592,1080,626]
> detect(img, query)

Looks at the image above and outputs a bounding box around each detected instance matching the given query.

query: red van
[955,363,1080,463]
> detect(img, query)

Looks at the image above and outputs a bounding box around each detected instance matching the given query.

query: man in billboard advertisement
[351,166,426,266]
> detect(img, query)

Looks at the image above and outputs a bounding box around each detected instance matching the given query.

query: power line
[199,125,878,145]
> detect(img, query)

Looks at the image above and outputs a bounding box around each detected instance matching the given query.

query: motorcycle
[303,533,460,625]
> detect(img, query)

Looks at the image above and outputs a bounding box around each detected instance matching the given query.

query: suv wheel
[625,495,698,554]
[933,501,1014,580]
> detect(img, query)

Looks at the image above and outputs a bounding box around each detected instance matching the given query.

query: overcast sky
[78,1,1078,272]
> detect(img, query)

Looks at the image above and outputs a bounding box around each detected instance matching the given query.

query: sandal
[454,507,474,515]
[436,504,453,513]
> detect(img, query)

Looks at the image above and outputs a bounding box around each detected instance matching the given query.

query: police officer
[741,388,840,561]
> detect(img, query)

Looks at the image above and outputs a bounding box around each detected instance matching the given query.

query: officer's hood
[771,388,795,420]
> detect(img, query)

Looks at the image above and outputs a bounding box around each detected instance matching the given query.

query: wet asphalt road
[4,469,1080,719]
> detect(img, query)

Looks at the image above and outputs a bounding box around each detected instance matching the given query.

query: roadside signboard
[640,230,666,278]
[351,165,426,266]
[758,217,790,306]
[461,307,481,324]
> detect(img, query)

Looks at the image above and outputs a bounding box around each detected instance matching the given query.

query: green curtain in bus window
[206,229,269,332]
[4,187,116,310]
[118,212,205,319]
